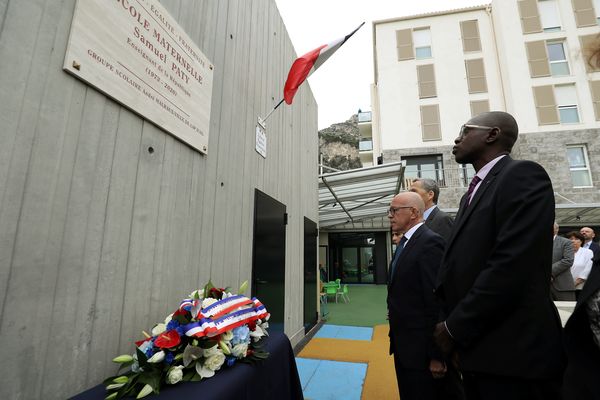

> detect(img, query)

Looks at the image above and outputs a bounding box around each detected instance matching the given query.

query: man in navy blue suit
[433,111,564,400]
[387,191,446,400]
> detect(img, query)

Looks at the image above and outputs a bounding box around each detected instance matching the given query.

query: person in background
[387,192,446,400]
[562,33,600,400]
[580,226,600,267]
[566,231,593,296]
[410,178,454,242]
[551,222,575,301]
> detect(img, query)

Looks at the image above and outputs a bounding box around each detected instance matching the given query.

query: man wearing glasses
[387,192,446,400]
[433,111,564,400]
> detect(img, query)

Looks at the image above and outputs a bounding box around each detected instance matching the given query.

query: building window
[414,28,432,59]
[526,40,551,77]
[359,139,373,151]
[465,58,488,93]
[460,164,477,187]
[539,0,562,31]
[417,64,437,98]
[518,0,542,33]
[470,100,490,117]
[460,20,482,52]
[556,84,580,123]
[403,155,445,185]
[547,41,570,76]
[533,85,559,124]
[567,145,593,187]
[396,29,414,61]
[420,105,441,141]
[572,0,597,27]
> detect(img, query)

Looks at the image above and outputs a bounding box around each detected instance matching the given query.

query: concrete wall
[0,0,318,398]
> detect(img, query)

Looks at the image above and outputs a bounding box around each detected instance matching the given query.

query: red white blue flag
[283,22,365,105]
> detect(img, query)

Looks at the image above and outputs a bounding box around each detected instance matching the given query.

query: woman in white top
[567,231,594,291]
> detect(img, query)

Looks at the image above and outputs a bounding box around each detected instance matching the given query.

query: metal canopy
[319,161,405,228]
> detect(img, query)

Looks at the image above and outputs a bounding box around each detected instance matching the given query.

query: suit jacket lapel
[390,225,425,285]
[445,156,511,251]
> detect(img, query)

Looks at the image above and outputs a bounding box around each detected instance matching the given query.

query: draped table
[71,332,303,400]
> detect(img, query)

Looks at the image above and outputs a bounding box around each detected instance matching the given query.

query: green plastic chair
[336,284,350,303]
[325,285,338,302]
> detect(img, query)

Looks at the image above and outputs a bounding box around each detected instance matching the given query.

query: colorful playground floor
[296,324,399,400]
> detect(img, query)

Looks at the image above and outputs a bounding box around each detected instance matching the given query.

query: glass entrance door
[341,246,374,283]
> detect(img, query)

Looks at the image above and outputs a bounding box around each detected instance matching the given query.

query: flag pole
[261,98,285,124]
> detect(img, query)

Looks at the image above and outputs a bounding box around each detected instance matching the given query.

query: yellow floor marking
[298,324,399,400]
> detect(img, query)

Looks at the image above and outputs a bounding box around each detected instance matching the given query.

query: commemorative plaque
[64,0,213,154]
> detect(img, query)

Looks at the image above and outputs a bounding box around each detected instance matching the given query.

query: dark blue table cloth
[71,332,303,400]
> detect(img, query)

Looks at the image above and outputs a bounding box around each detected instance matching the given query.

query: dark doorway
[252,190,286,332]
[303,217,318,333]
[329,232,388,284]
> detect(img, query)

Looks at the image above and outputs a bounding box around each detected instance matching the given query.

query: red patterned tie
[466,175,482,205]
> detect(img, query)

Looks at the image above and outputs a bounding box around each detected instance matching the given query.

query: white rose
[164,313,173,325]
[166,365,184,384]
[147,350,165,363]
[231,343,248,359]
[221,331,233,341]
[190,289,204,299]
[203,345,221,357]
[151,323,166,336]
[204,352,226,371]
[202,297,218,308]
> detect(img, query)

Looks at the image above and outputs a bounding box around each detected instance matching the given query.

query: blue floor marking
[313,324,373,340]
[296,358,367,400]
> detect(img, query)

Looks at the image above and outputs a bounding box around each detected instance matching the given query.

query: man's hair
[412,178,440,204]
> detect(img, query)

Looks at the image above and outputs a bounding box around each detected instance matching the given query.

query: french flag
[283,22,365,105]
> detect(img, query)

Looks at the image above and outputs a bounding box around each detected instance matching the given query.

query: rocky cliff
[318,114,362,172]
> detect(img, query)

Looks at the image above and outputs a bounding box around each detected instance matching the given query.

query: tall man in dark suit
[552,222,575,301]
[410,178,454,242]
[433,111,565,400]
[387,192,446,400]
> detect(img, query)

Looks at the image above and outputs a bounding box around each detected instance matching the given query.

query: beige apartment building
[366,0,600,225]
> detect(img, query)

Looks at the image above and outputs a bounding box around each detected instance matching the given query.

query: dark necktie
[391,236,408,277]
[465,175,482,205]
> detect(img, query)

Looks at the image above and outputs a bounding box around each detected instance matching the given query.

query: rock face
[319,114,362,172]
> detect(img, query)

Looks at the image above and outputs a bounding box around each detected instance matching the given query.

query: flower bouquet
[104,281,269,399]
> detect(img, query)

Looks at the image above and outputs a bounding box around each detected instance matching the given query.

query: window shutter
[525,41,551,77]
[396,29,414,61]
[465,59,488,93]
[590,81,600,121]
[580,35,600,73]
[533,85,559,125]
[518,0,542,34]
[460,20,482,52]
[470,100,490,117]
[420,105,441,141]
[572,0,597,27]
[417,64,437,98]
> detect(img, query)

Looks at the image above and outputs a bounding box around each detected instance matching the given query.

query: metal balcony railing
[402,167,475,189]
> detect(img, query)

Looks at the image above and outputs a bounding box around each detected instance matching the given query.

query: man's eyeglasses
[387,206,413,216]
[459,124,495,138]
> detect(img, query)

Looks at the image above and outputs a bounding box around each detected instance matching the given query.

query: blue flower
[165,352,174,365]
[176,326,186,336]
[231,326,250,345]
[144,347,154,358]
[167,319,180,331]
[226,356,236,367]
